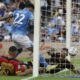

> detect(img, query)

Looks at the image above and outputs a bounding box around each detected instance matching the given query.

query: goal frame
[22,0,72,80]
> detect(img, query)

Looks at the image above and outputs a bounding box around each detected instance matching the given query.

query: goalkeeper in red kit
[0,45,33,76]
[0,44,44,76]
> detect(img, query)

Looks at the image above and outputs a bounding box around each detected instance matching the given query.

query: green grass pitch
[0,58,80,80]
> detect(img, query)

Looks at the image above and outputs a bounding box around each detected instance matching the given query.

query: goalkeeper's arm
[16,68,32,76]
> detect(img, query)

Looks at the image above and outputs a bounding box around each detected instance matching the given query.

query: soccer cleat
[46,65,57,71]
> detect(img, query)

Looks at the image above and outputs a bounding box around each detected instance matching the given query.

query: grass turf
[0,58,80,80]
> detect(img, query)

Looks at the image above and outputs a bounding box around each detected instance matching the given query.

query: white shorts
[12,34,33,49]
[4,35,11,41]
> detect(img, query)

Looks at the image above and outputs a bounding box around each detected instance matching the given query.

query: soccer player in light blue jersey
[0,2,34,56]
[0,3,57,71]
[0,3,34,51]
[10,3,34,51]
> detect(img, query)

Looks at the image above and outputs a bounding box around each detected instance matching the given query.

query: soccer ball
[68,47,78,56]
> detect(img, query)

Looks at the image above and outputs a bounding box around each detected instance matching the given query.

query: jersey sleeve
[28,12,34,20]
[27,12,34,26]
[12,9,18,17]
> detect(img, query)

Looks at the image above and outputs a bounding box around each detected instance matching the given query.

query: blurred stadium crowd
[41,0,80,42]
[0,0,80,42]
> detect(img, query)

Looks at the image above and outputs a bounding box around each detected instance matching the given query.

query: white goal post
[22,0,41,80]
[66,0,72,61]
[22,0,72,80]
[33,0,41,77]
[66,0,72,49]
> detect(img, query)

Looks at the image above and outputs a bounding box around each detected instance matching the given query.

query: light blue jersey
[4,23,13,33]
[11,8,33,35]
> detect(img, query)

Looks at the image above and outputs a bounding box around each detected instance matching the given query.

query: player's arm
[16,67,44,76]
[16,68,32,76]
[29,19,34,26]
[40,41,52,51]
[29,12,34,26]
[0,13,13,21]
[65,60,80,74]
[16,61,44,76]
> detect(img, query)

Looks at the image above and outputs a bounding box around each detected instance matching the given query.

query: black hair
[9,46,17,52]
[19,2,25,9]
[62,48,68,53]
[25,2,34,9]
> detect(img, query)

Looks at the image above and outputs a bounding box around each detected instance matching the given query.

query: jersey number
[14,13,25,25]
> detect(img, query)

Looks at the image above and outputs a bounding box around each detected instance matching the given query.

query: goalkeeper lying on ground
[0,43,80,75]
[45,48,80,74]
[0,45,44,76]
[7,46,80,75]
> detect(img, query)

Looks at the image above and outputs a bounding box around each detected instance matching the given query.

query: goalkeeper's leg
[46,59,80,74]
[39,54,57,71]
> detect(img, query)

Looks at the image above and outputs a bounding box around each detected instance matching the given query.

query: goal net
[23,0,80,80]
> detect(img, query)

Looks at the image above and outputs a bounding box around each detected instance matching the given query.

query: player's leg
[39,54,58,71]
[12,35,33,52]
[46,64,63,74]
[12,35,57,71]
[39,54,48,68]
[46,58,80,74]
[60,59,80,74]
